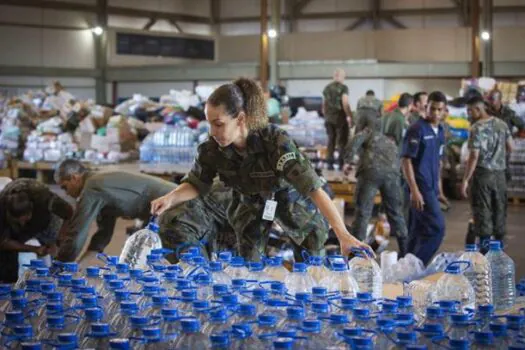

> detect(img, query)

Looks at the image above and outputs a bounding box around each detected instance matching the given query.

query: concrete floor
[76,195,525,280]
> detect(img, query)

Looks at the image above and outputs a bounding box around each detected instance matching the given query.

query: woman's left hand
[337,232,376,259]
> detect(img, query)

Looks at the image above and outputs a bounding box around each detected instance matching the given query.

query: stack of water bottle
[139,125,199,165]
[1,240,523,349]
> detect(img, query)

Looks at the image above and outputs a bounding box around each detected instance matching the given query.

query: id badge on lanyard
[262,193,277,221]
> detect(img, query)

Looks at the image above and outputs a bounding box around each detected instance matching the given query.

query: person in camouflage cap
[462,96,513,245]
[152,78,373,262]
[356,90,383,132]
[344,113,408,257]
[322,69,353,170]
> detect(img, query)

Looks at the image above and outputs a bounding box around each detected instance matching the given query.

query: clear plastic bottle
[394,313,416,332]
[312,287,328,302]
[475,304,494,332]
[38,315,74,345]
[210,333,230,350]
[16,259,47,289]
[448,314,471,341]
[254,314,279,348]
[357,292,378,313]
[109,338,131,350]
[264,256,289,282]
[391,331,418,350]
[119,221,163,269]
[80,323,112,349]
[20,342,43,350]
[417,323,445,350]
[247,262,271,283]
[376,319,396,350]
[339,297,358,319]
[273,337,295,350]
[459,244,493,307]
[209,262,233,285]
[421,306,445,329]
[321,314,349,345]
[173,317,210,349]
[224,257,249,280]
[230,323,265,350]
[485,240,516,311]
[145,295,171,318]
[348,254,383,299]
[284,263,316,296]
[307,256,329,284]
[234,304,257,325]
[506,315,525,339]
[310,302,330,321]
[435,262,475,312]
[122,315,149,339]
[75,308,104,339]
[379,301,398,321]
[110,301,138,332]
[471,331,495,349]
[202,308,231,336]
[352,308,374,329]
[137,327,169,350]
[278,306,305,329]
[318,262,358,298]
[490,323,511,348]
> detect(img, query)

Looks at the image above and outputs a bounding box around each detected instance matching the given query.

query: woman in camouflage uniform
[152,78,373,261]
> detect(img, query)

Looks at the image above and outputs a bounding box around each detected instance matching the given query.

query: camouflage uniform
[158,181,236,262]
[183,124,329,261]
[468,117,512,242]
[408,112,422,126]
[323,81,350,168]
[57,172,177,261]
[0,179,72,282]
[356,96,383,132]
[495,105,525,134]
[344,123,408,256]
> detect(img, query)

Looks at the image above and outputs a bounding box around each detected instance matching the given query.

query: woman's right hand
[150,193,176,215]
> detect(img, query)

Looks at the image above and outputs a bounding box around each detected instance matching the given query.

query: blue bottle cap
[253,288,268,299]
[213,284,228,294]
[277,329,297,338]
[46,302,64,313]
[450,313,469,323]
[210,333,229,346]
[332,262,348,271]
[30,259,46,268]
[109,338,130,349]
[57,333,77,343]
[35,268,49,277]
[142,327,161,338]
[273,337,295,350]
[86,266,100,277]
[108,280,125,290]
[11,298,28,309]
[230,256,245,267]
[302,319,321,332]
[180,317,200,332]
[308,256,324,266]
[164,271,178,280]
[312,302,329,313]
[210,308,228,321]
[6,310,24,323]
[426,306,444,318]
[295,292,311,302]
[357,292,373,302]
[14,324,33,337]
[191,256,206,265]
[421,323,444,336]
[147,222,160,233]
[352,336,374,347]
[292,263,307,272]
[449,339,470,350]
[85,308,103,320]
[63,262,78,273]
[397,331,417,342]
[130,316,148,326]
[39,283,55,293]
[478,304,494,314]
[107,256,119,265]
[232,323,253,338]
[465,244,478,252]
[343,327,363,337]
[474,331,493,344]
[116,263,129,273]
[395,312,414,322]
[81,286,96,295]
[10,289,25,298]
[489,240,502,251]
[506,315,525,324]
[354,308,370,318]
[209,261,223,272]
[406,346,427,350]
[161,307,178,317]
[192,300,209,310]
[312,286,327,297]
[221,294,238,305]
[248,261,264,271]
[381,302,398,312]
[239,303,256,316]
[376,319,395,329]
[180,253,193,262]
[0,283,12,294]
[509,345,525,350]
[120,301,138,311]
[143,284,160,293]
[91,323,110,335]
[114,290,130,300]
[286,306,305,319]
[232,279,246,288]
[218,251,232,262]
[330,313,349,324]
[130,269,143,278]
[266,298,287,307]
[266,256,283,266]
[152,295,168,305]
[47,315,65,326]
[438,300,458,310]
[103,273,117,281]
[445,265,460,274]
[270,282,286,293]
[20,343,42,350]
[26,279,41,289]
[258,314,278,325]
[186,247,201,256]
[176,279,190,289]
[81,295,98,306]
[396,296,413,307]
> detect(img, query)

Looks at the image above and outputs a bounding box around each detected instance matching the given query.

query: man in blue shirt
[401,91,449,265]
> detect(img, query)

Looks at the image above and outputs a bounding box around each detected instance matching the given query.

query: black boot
[397,236,409,258]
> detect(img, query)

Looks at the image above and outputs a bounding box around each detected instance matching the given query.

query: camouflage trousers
[471,168,507,240]
[229,187,329,262]
[351,170,408,255]
[325,119,349,167]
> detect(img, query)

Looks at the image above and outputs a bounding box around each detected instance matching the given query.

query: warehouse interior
[1,0,525,346]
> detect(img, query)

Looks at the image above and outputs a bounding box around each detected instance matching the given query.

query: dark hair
[366,90,375,96]
[467,96,486,106]
[207,78,268,131]
[428,91,447,104]
[413,91,427,105]
[398,93,414,108]
[6,192,33,218]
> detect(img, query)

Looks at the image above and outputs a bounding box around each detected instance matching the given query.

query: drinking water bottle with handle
[485,240,516,311]
[348,248,383,299]
[263,256,289,282]
[459,244,493,307]
[318,262,359,298]
[284,263,316,295]
[434,261,475,312]
[119,218,163,269]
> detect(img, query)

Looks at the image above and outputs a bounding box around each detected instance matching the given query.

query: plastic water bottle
[394,313,416,332]
[109,338,131,349]
[209,262,233,285]
[435,262,475,312]
[322,313,349,345]
[490,323,511,347]
[229,323,264,349]
[138,326,169,349]
[254,314,279,347]
[306,256,329,284]
[471,331,495,349]
[119,221,163,269]
[485,240,516,311]
[318,262,358,298]
[506,315,525,339]
[284,263,316,295]
[234,304,257,325]
[263,257,289,282]
[202,308,231,336]
[174,317,210,349]
[391,331,418,350]
[210,333,230,350]
[448,314,471,341]
[348,253,383,299]
[357,292,378,313]
[224,257,249,280]
[421,306,445,329]
[6,324,36,349]
[110,301,138,331]
[80,323,112,349]
[475,304,494,332]
[417,323,445,349]
[247,262,271,283]
[352,308,374,329]
[459,244,493,307]
[376,319,396,349]
[278,306,305,329]
[449,339,471,350]
[272,337,295,350]
[295,319,329,349]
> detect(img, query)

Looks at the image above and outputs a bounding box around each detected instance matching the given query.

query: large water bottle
[319,262,358,298]
[459,244,493,307]
[209,262,233,285]
[295,319,329,349]
[348,251,383,299]
[490,323,511,348]
[119,220,163,269]
[471,331,495,349]
[224,257,249,280]
[263,256,289,282]
[230,323,265,349]
[202,308,231,336]
[174,317,210,349]
[306,256,329,284]
[434,262,475,312]
[284,263,316,295]
[80,323,112,349]
[16,259,47,289]
[448,314,471,341]
[485,240,516,311]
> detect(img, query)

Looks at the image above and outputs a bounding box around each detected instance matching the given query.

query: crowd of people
[0,71,523,283]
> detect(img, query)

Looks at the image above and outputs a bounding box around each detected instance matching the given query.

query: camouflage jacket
[495,105,525,133]
[183,124,324,199]
[322,81,349,123]
[345,128,400,177]
[468,117,512,171]
[381,108,408,155]
[357,96,383,114]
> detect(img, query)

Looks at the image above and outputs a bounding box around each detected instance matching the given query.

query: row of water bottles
[139,125,198,164]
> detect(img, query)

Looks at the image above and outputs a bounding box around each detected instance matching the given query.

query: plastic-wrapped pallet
[508,139,525,196]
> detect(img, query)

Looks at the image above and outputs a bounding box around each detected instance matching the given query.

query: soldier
[344,114,408,257]
[487,89,525,134]
[461,96,513,247]
[409,91,428,125]
[322,69,353,170]
[152,78,373,261]
[54,159,177,262]
[356,90,383,131]
[0,179,73,282]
